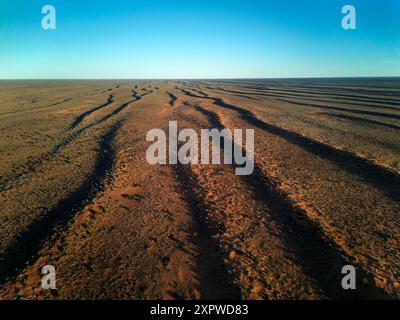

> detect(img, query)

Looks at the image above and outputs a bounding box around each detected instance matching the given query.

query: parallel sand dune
[0,78,399,299]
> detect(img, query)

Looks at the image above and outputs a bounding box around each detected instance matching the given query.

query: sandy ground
[0,79,399,299]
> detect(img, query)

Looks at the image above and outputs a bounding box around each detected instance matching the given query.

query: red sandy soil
[0,79,399,299]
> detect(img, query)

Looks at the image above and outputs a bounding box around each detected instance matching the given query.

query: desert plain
[0,78,399,299]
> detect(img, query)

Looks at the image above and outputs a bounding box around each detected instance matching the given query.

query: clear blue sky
[0,0,399,79]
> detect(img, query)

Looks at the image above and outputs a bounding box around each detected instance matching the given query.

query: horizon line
[1,76,400,81]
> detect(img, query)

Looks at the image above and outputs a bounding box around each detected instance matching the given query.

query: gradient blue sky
[1,0,399,79]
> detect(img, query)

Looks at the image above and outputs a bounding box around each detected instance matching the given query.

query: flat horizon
[2,76,400,81]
